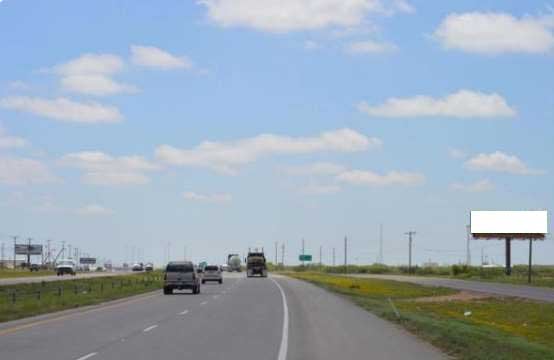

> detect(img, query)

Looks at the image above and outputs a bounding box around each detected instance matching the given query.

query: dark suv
[163,261,201,295]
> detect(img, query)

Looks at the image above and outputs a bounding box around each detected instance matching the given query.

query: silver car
[163,261,201,294]
[202,265,223,284]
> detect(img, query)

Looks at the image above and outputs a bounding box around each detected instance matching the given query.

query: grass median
[0,269,55,279]
[0,272,163,323]
[285,272,554,360]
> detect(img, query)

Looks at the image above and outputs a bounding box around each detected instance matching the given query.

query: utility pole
[301,238,305,266]
[378,223,384,264]
[1,242,4,269]
[405,231,416,274]
[46,239,52,265]
[319,245,322,268]
[275,242,278,265]
[332,247,336,266]
[26,237,32,267]
[12,235,18,269]
[344,236,348,274]
[281,243,285,267]
[61,241,66,260]
[466,225,471,266]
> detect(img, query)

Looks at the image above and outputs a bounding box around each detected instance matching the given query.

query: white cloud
[53,53,136,96]
[358,90,516,118]
[464,151,542,175]
[448,148,467,159]
[77,204,114,216]
[0,156,59,185]
[61,75,137,96]
[304,40,320,50]
[0,97,123,123]
[198,0,413,33]
[434,12,554,54]
[0,126,27,149]
[54,53,124,76]
[300,184,341,195]
[130,45,193,70]
[345,39,398,54]
[336,169,425,186]
[61,151,159,185]
[284,162,346,176]
[8,81,30,91]
[156,128,381,174]
[450,179,494,193]
[183,191,232,203]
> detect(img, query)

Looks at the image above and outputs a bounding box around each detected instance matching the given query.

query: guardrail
[0,275,162,306]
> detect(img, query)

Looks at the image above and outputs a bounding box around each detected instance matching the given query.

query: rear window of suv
[205,266,219,271]
[166,264,193,272]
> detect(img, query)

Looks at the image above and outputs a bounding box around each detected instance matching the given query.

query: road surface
[0,271,133,286]
[0,273,444,360]
[350,274,554,303]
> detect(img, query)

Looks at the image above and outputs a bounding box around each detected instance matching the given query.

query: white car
[56,260,76,276]
[202,265,223,284]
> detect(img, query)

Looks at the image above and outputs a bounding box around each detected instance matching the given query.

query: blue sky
[0,0,552,266]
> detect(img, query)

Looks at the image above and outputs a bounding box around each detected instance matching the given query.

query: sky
[0,0,552,267]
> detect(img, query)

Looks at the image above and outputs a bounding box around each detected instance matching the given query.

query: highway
[349,274,554,303]
[0,273,444,360]
[0,271,133,286]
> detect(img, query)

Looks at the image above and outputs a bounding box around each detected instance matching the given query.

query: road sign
[79,257,96,265]
[299,254,312,262]
[14,244,43,255]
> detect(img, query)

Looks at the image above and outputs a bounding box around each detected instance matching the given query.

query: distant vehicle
[29,264,40,272]
[227,254,241,272]
[221,264,230,272]
[132,263,144,271]
[145,263,154,272]
[246,251,267,277]
[56,260,76,276]
[202,265,223,284]
[163,261,201,295]
[95,266,105,272]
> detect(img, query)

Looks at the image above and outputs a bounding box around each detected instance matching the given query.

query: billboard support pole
[528,239,533,284]
[505,238,512,276]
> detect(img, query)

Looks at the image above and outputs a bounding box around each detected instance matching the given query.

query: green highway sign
[299,254,312,262]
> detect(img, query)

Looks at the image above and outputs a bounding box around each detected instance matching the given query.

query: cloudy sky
[0,0,552,266]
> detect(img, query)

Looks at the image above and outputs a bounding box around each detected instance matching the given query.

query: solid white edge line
[200,301,207,305]
[271,277,289,360]
[75,352,97,360]
[143,325,158,332]
[179,310,189,315]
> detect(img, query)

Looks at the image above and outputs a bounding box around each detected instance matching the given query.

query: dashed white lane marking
[75,353,97,360]
[271,277,289,360]
[200,301,208,305]
[179,310,189,315]
[143,325,158,332]
[213,295,220,299]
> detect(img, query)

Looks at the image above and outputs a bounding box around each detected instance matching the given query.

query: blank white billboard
[471,211,548,235]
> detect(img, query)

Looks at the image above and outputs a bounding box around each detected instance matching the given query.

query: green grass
[0,269,55,279]
[279,264,554,288]
[0,272,163,323]
[286,272,554,360]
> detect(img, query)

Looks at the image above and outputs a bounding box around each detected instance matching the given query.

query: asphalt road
[0,272,444,360]
[350,274,554,303]
[0,271,134,286]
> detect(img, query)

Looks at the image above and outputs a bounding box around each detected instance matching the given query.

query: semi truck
[246,251,267,277]
[227,254,241,272]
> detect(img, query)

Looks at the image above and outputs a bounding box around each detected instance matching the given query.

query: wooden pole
[528,239,533,284]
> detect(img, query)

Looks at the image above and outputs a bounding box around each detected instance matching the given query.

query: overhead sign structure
[14,244,43,255]
[471,211,548,238]
[299,254,312,262]
[79,257,96,265]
